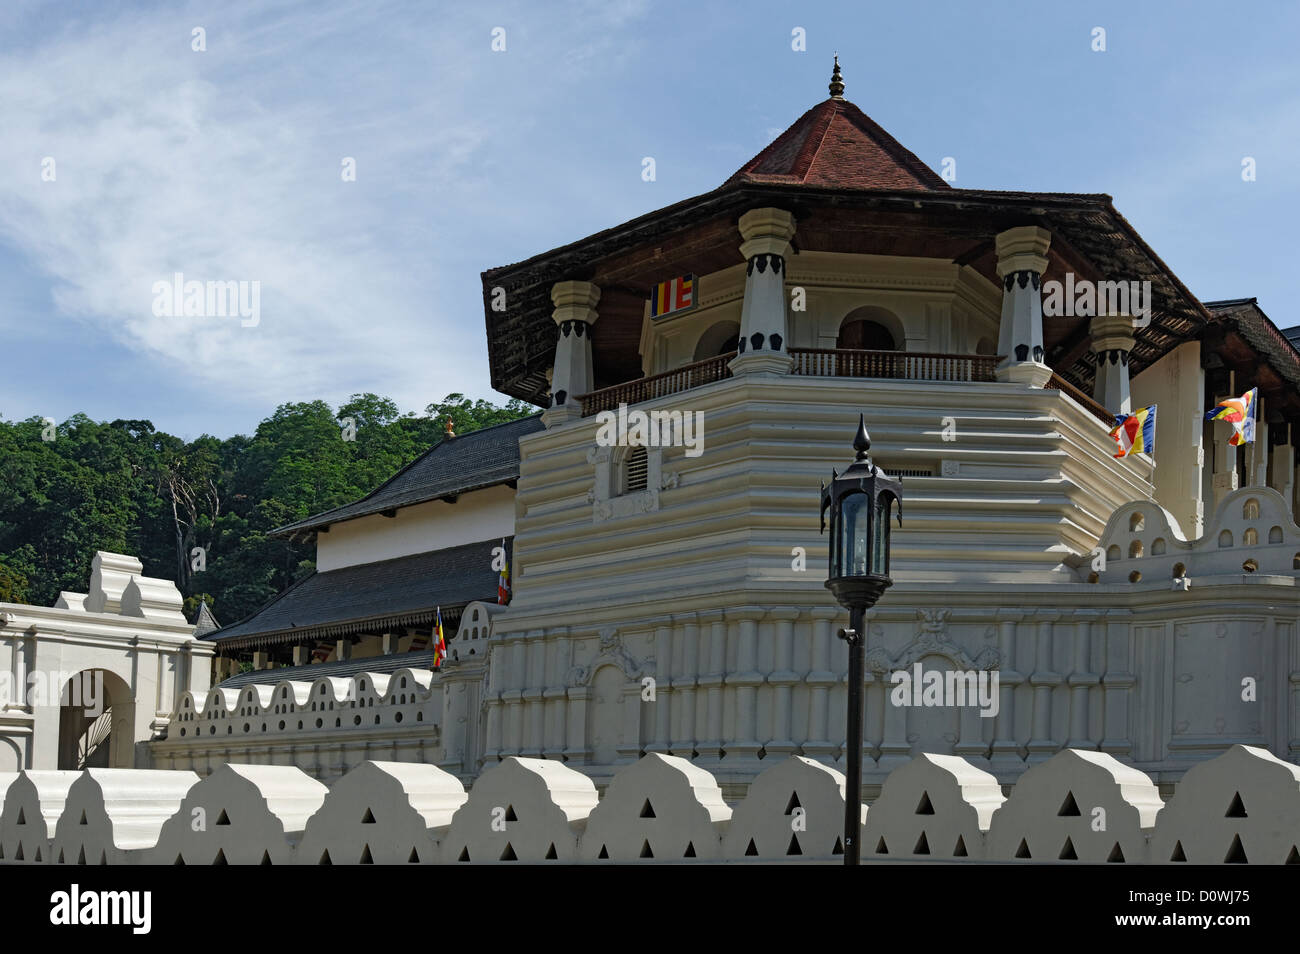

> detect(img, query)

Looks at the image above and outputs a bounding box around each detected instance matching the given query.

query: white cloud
[0,0,650,427]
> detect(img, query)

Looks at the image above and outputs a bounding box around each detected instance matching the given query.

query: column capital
[550,280,601,325]
[738,207,796,259]
[1089,313,1137,354]
[995,226,1051,276]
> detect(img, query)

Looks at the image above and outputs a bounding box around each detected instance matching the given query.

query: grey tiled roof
[192,601,221,637]
[274,414,543,535]
[216,649,437,690]
[204,536,510,649]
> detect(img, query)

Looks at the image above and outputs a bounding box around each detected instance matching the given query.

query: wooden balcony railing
[789,348,999,382]
[578,352,736,417]
[1045,373,1115,426]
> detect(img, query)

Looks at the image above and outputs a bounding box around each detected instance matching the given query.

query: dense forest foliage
[0,393,534,625]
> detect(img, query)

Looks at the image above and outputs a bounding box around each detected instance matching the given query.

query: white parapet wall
[7,745,1300,863]
[861,752,1005,860]
[579,752,731,861]
[153,667,440,781]
[0,770,79,864]
[53,768,200,865]
[722,756,861,859]
[985,749,1164,863]
[147,763,328,865]
[440,756,599,863]
[1148,743,1300,864]
[296,761,467,865]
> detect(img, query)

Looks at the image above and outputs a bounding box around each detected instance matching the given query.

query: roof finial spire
[829,54,845,99]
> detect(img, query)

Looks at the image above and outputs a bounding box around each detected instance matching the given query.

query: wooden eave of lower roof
[483,183,1209,406]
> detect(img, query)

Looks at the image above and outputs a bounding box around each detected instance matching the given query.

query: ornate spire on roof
[829,54,845,99]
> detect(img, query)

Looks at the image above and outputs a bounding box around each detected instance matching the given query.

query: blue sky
[0,0,1295,439]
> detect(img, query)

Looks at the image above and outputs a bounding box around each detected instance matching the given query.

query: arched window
[693,321,740,361]
[837,319,897,351]
[622,446,648,494]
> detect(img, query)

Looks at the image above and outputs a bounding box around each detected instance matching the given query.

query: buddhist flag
[1206,388,1257,446]
[432,606,446,669]
[1109,405,1157,458]
[497,538,511,605]
[650,274,695,319]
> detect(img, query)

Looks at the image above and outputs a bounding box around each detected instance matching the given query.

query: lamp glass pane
[872,496,891,575]
[839,492,869,577]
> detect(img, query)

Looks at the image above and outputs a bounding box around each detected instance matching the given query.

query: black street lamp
[820,414,902,866]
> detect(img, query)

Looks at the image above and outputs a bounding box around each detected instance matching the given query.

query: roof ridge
[271,412,542,536]
[797,99,840,181]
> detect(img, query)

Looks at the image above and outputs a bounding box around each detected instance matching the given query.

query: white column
[1026,613,1062,763]
[803,608,838,762]
[730,208,795,376]
[695,612,726,764]
[1090,314,1136,415]
[1066,612,1101,750]
[994,226,1053,387]
[542,280,600,426]
[670,613,698,757]
[646,623,672,754]
[989,611,1023,775]
[766,609,799,758]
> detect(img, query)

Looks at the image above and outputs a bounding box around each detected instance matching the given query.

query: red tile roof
[726,97,949,191]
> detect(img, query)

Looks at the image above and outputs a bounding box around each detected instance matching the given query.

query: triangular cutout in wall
[1015,839,1031,859]
[1224,834,1248,863]
[1057,792,1081,816]
[639,799,656,819]
[912,831,930,855]
[915,792,935,815]
[1059,838,1077,860]
[500,842,517,861]
[1226,792,1247,818]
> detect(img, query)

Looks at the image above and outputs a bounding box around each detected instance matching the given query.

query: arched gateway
[0,552,212,770]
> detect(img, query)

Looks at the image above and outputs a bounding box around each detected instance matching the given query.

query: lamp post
[820,414,902,865]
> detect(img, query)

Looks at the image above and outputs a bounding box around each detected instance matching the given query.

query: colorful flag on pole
[1109,405,1157,458]
[497,538,511,605]
[1206,388,1257,446]
[649,274,695,319]
[432,606,446,669]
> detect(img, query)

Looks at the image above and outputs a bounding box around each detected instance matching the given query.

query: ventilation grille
[882,466,933,478]
[624,447,649,493]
